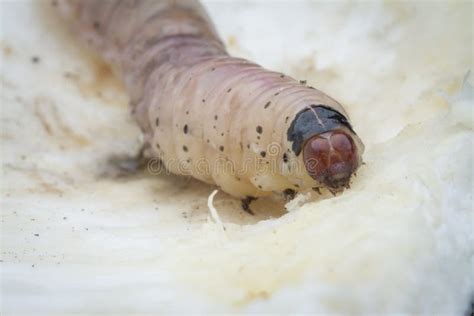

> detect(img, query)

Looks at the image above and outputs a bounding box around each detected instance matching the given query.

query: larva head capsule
[302,131,359,190]
[287,104,364,191]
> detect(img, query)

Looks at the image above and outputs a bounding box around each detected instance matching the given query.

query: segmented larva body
[56,0,364,198]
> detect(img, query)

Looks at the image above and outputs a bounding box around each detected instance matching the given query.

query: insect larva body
[57,0,365,198]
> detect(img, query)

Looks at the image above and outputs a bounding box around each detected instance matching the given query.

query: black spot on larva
[257,136,261,140]
[221,132,224,136]
[213,125,216,129]
[260,151,266,158]
[256,126,263,134]
[186,111,189,115]
[214,115,218,120]
[183,145,188,152]
[285,116,289,123]
[211,67,215,71]
[202,99,206,103]
[247,144,250,149]
[264,101,271,109]
[300,80,307,84]
[206,139,210,143]
[186,159,191,163]
[227,88,232,93]
[280,74,285,78]
[156,143,160,149]
[274,92,280,96]
[93,21,100,30]
[183,124,188,134]
[240,142,243,150]
[31,56,40,63]
[309,86,316,90]
[283,153,288,163]
[219,146,224,152]
[258,185,262,189]
[155,117,159,126]
[295,184,300,188]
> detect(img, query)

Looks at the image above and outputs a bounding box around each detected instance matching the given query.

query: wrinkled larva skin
[56,0,364,198]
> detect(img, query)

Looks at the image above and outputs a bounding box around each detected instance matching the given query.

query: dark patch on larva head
[219,145,224,152]
[260,151,266,158]
[280,74,285,78]
[294,184,300,188]
[155,117,159,126]
[258,185,263,189]
[256,126,263,134]
[283,153,288,163]
[183,145,188,152]
[300,80,307,84]
[183,124,188,134]
[202,99,206,103]
[214,115,218,120]
[287,105,354,155]
[264,101,271,109]
[227,88,232,93]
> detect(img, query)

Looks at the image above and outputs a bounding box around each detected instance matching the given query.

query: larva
[56,0,364,200]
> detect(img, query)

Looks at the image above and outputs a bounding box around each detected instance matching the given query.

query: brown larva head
[302,130,358,190]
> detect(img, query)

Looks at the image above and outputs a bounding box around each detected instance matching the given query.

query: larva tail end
[303,131,359,190]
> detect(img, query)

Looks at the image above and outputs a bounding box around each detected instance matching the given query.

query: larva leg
[103,145,150,178]
[241,196,257,215]
[283,188,296,201]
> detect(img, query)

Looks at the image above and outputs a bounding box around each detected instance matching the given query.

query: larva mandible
[56,0,365,200]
